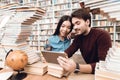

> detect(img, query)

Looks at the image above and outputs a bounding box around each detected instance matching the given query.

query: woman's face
[59,20,71,37]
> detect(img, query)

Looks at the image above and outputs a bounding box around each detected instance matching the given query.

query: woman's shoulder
[49,35,59,40]
[48,35,60,43]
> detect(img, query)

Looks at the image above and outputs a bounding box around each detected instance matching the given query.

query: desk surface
[24,74,67,80]
[0,68,94,80]
[68,73,94,80]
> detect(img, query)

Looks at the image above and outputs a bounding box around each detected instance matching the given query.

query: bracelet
[74,63,80,73]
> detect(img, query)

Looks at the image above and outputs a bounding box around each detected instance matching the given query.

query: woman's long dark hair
[53,15,73,35]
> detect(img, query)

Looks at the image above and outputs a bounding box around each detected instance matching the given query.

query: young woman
[44,15,73,52]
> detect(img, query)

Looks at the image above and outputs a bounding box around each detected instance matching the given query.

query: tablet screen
[41,51,67,64]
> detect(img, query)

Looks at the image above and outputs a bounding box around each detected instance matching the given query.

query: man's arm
[57,56,92,74]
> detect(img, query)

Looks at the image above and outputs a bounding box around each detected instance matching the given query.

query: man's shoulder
[91,28,111,40]
[92,28,109,34]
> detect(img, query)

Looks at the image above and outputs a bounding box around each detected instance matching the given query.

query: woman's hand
[57,56,76,73]
[67,30,77,39]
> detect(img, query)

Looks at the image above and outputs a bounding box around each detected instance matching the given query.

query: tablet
[41,51,67,64]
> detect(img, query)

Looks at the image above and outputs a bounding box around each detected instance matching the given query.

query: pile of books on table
[47,63,67,78]
[95,45,120,80]
[0,3,45,68]
[24,61,48,75]
[24,62,69,77]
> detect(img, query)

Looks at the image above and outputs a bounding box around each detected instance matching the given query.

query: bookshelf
[1,0,120,50]
[81,1,120,44]
[91,14,116,42]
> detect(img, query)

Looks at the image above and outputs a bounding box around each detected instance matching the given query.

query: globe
[6,50,28,71]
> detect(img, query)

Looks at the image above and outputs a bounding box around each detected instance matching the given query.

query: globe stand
[10,69,27,80]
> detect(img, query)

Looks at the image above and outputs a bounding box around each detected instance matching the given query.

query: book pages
[0,4,45,68]
[95,45,120,80]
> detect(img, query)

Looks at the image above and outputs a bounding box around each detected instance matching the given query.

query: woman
[44,15,73,51]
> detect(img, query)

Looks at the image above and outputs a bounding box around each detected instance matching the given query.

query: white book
[105,46,120,72]
[24,61,47,75]
[1,43,40,65]
[47,71,63,78]
[95,61,120,80]
[0,72,13,80]
[47,63,68,78]
[0,15,11,29]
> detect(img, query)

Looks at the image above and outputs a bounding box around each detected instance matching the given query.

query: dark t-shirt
[65,28,112,74]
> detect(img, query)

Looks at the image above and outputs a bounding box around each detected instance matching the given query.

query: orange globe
[6,50,28,71]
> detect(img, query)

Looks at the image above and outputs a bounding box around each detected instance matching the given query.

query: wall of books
[2,0,120,51]
[91,14,115,42]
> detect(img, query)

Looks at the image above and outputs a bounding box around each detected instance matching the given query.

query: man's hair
[71,8,91,27]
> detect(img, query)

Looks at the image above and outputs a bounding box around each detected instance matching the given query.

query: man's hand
[57,56,76,73]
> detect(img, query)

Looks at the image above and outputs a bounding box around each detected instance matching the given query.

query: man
[57,9,112,74]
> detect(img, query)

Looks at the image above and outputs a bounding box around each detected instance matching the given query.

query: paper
[0,72,13,80]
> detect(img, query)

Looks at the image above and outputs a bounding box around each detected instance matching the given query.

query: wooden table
[24,74,67,80]
[0,68,94,80]
[68,73,94,80]
[24,73,94,80]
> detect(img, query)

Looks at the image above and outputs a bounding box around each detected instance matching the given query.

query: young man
[57,9,112,74]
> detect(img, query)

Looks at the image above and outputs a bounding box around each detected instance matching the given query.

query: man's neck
[83,27,91,36]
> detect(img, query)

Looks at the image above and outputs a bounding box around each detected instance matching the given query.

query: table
[0,68,94,80]
[24,72,94,80]
[24,74,67,80]
[68,72,94,80]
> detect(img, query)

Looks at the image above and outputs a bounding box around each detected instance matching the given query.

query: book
[24,61,47,75]
[0,72,13,80]
[105,46,120,72]
[0,43,41,65]
[47,63,69,78]
[0,45,8,68]
[95,44,120,80]
[95,61,120,80]
[0,6,45,67]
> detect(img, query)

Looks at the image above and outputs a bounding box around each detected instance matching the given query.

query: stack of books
[0,4,45,68]
[24,61,48,75]
[95,45,120,80]
[47,63,69,78]
[105,46,120,72]
[1,43,41,64]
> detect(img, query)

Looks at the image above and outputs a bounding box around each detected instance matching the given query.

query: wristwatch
[74,63,80,73]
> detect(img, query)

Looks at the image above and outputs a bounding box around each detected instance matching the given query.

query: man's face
[72,17,90,36]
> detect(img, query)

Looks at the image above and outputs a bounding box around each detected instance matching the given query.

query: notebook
[41,51,67,64]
